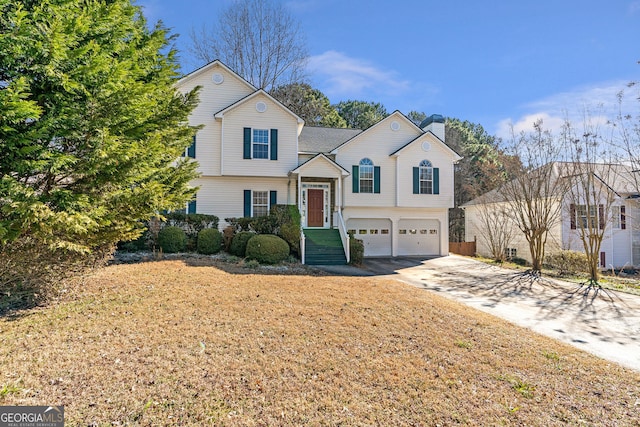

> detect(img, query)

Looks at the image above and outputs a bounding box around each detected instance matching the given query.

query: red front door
[308,189,324,227]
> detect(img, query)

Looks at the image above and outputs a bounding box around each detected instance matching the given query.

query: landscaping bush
[230,231,256,257]
[272,205,301,257]
[511,256,529,266]
[157,226,187,253]
[197,228,223,255]
[222,225,235,252]
[545,250,588,275]
[349,237,364,266]
[245,234,290,264]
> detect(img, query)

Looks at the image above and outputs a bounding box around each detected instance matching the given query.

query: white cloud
[495,80,637,140]
[307,50,412,102]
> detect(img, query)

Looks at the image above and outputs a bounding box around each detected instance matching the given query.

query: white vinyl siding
[221,94,298,177]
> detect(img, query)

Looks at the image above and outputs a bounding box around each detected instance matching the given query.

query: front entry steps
[304,228,347,265]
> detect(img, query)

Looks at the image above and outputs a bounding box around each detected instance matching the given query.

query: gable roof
[329,111,421,154]
[213,89,304,124]
[177,60,256,91]
[291,153,350,176]
[462,162,639,207]
[390,132,462,161]
[299,126,362,153]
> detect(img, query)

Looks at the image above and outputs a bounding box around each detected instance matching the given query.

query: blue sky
[138,0,640,139]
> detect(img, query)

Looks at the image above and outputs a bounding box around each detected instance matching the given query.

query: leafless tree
[498,120,568,275]
[190,0,308,91]
[561,116,628,286]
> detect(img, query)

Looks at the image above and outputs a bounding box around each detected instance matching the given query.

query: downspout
[220,118,224,175]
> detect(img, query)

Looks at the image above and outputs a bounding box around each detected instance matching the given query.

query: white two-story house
[176,60,462,263]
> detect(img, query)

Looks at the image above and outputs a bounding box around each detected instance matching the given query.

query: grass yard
[1,258,639,426]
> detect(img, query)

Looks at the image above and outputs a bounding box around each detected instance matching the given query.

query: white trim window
[252,129,269,159]
[252,191,269,217]
[359,158,374,193]
[419,160,433,194]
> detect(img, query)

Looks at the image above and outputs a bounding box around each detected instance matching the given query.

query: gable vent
[212,73,224,84]
[256,101,267,113]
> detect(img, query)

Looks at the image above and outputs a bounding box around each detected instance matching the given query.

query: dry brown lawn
[1,258,639,426]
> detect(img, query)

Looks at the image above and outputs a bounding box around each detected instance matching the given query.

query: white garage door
[398,219,440,256]
[347,218,392,257]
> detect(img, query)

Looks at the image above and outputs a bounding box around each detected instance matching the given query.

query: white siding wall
[177,64,255,177]
[395,134,455,209]
[561,198,634,268]
[192,176,294,229]
[338,115,421,208]
[221,94,299,177]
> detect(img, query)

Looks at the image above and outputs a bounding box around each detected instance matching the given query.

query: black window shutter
[243,128,251,159]
[598,204,604,230]
[244,190,251,217]
[352,166,359,193]
[374,166,381,194]
[187,135,196,158]
[570,204,576,230]
[433,168,440,195]
[413,167,419,194]
[621,205,626,229]
[270,190,277,209]
[270,129,278,160]
[188,199,196,214]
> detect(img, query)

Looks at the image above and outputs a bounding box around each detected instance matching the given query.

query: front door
[308,189,324,227]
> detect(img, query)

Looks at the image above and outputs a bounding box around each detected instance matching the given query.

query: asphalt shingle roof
[298,126,362,153]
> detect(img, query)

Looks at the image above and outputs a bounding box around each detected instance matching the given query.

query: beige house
[463,162,640,269]
[176,60,462,263]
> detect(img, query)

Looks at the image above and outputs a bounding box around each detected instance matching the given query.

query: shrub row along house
[463,162,640,269]
[176,61,462,264]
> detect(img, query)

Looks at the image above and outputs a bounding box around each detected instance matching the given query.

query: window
[359,158,374,193]
[419,160,433,194]
[570,204,604,230]
[252,191,269,217]
[352,159,380,194]
[244,190,277,217]
[505,248,517,259]
[243,128,278,160]
[252,129,269,159]
[413,160,439,194]
[612,205,626,229]
[359,229,368,235]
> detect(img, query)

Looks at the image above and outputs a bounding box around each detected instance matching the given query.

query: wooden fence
[449,241,476,256]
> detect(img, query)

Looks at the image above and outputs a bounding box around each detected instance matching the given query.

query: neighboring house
[463,162,640,269]
[175,60,462,263]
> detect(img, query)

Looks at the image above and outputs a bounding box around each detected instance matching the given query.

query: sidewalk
[360,255,640,372]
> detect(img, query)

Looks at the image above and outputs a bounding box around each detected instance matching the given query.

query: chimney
[420,114,445,141]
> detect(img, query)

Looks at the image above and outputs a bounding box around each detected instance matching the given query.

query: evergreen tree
[0,0,200,299]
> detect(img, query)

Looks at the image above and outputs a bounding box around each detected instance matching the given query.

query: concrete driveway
[355,255,640,372]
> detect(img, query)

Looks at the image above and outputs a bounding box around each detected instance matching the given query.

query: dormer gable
[330,111,422,155]
[177,59,256,92]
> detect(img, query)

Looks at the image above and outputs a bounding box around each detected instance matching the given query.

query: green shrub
[349,237,364,266]
[197,228,222,255]
[545,250,588,275]
[245,234,290,264]
[511,256,528,266]
[230,231,256,257]
[222,225,235,252]
[274,205,301,257]
[157,226,187,253]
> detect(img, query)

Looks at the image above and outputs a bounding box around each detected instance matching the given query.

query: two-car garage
[346,218,441,257]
